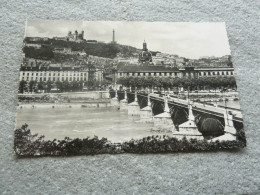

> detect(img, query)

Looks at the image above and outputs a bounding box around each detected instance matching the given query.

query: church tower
[139,40,152,65]
[143,40,148,51]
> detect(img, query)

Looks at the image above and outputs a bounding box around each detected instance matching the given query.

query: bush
[14,124,246,157]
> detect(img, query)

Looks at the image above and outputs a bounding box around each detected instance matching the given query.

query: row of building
[19,68,103,83]
[117,66,235,79]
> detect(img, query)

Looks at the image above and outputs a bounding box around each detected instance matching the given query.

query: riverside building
[19,64,103,83]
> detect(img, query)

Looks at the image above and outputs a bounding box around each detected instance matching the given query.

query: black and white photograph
[14,20,246,156]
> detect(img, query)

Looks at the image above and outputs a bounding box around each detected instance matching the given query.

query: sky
[26,20,231,59]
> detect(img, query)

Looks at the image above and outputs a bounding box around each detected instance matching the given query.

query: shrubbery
[14,124,246,157]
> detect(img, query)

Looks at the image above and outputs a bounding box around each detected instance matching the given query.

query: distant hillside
[23,38,143,59]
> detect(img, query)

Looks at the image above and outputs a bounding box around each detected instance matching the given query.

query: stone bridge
[110,90,244,141]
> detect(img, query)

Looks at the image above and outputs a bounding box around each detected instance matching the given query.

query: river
[16,107,171,143]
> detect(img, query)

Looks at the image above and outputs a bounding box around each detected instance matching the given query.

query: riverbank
[17,101,113,109]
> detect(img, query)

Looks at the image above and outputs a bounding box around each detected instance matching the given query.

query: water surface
[16,107,170,143]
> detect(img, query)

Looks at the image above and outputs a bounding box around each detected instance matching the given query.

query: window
[199,72,201,76]
[36,73,38,76]
[84,73,87,76]
[217,72,220,75]
[159,72,162,76]
[127,73,129,76]
[53,73,55,76]
[53,78,55,81]
[23,72,25,75]
[32,73,34,76]
[208,72,211,75]
[149,72,151,76]
[222,72,224,75]
[49,73,51,76]
[204,72,206,76]
[213,72,215,75]
[175,72,178,76]
[44,77,46,81]
[27,73,29,76]
[226,71,229,75]
[231,72,233,75]
[58,73,60,76]
[70,77,72,81]
[138,72,140,76]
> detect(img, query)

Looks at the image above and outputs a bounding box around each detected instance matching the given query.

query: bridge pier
[140,91,153,123]
[120,90,128,111]
[128,91,140,116]
[153,95,174,132]
[210,111,236,142]
[173,102,204,140]
[111,89,119,108]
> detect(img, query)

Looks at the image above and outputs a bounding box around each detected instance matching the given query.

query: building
[53,30,85,42]
[117,65,234,79]
[53,47,87,56]
[138,41,153,64]
[23,43,42,48]
[19,60,103,83]
[117,66,181,78]
[67,30,84,42]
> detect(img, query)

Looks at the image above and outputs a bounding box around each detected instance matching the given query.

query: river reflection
[16,107,172,143]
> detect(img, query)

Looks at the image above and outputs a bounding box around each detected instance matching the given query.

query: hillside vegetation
[23,38,142,60]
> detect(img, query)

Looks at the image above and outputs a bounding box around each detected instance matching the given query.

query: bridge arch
[195,113,224,137]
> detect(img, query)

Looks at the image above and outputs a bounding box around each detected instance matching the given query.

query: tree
[56,81,64,92]
[46,81,53,93]
[18,81,27,94]
[37,81,45,92]
[29,80,37,93]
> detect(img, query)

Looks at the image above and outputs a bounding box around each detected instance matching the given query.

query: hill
[23,38,143,60]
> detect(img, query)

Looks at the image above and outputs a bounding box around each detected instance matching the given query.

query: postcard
[14,20,246,156]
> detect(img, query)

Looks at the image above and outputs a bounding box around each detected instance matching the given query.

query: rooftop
[118,65,179,73]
